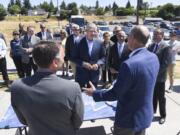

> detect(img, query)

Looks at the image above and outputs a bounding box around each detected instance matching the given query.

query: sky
[0,0,180,8]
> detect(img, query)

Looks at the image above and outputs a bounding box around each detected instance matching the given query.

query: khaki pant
[168,64,175,87]
[70,62,76,77]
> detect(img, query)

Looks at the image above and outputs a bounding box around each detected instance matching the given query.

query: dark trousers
[153,82,166,118]
[113,124,145,135]
[12,56,24,78]
[0,58,9,81]
[23,57,37,77]
[102,69,112,83]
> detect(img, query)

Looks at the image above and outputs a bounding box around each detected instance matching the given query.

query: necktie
[153,44,158,53]
[118,44,122,57]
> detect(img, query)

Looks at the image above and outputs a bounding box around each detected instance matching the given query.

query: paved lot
[1,51,180,135]
[0,79,180,135]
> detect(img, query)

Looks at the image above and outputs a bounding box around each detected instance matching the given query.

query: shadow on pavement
[173,85,180,93]
[77,126,106,135]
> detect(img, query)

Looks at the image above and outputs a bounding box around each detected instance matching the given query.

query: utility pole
[57,0,60,26]
[136,0,140,25]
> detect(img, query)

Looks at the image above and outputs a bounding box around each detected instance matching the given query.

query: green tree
[59,10,68,20]
[20,6,28,15]
[174,6,180,16]
[9,4,21,15]
[157,3,175,20]
[95,7,104,15]
[23,0,31,9]
[60,0,66,10]
[40,2,49,12]
[49,0,55,12]
[15,0,22,8]
[67,2,77,10]
[67,2,78,16]
[10,0,15,5]
[95,0,99,9]
[71,7,78,15]
[105,6,110,12]
[126,0,131,8]
[112,2,118,15]
[116,7,134,16]
[138,0,143,10]
[0,4,7,20]
[8,0,15,12]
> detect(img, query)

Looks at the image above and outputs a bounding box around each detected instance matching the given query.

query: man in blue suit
[83,25,160,135]
[74,23,104,87]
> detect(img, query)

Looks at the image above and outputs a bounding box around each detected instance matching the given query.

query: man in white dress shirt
[0,38,10,87]
[167,31,180,92]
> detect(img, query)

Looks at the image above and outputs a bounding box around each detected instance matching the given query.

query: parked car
[160,21,174,30]
[96,21,108,26]
[121,26,132,36]
[161,28,170,40]
[98,25,113,39]
[171,21,180,29]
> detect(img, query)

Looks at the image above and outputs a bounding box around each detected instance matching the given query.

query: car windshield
[99,27,110,31]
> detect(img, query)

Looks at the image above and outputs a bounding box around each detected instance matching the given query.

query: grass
[0,15,131,44]
[0,16,68,44]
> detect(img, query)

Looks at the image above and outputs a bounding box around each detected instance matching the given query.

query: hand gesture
[82,81,96,96]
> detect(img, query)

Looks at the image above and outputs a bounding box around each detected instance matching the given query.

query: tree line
[0,0,180,21]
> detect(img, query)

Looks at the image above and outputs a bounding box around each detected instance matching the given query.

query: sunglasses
[13,33,19,35]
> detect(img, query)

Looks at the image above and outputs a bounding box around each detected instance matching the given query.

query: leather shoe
[159,117,166,124]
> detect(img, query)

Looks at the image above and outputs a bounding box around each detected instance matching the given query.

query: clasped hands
[83,62,99,71]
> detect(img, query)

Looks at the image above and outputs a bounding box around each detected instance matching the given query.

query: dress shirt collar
[129,47,146,58]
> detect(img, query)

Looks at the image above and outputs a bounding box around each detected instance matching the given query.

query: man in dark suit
[148,28,171,124]
[75,23,104,87]
[110,26,122,43]
[101,32,114,88]
[83,25,160,135]
[65,24,81,77]
[11,41,84,135]
[109,30,131,80]
[36,23,52,40]
[20,25,40,77]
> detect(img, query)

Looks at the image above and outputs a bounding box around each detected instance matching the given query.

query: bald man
[83,26,160,135]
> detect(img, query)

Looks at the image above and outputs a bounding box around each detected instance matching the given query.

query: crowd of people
[0,21,180,135]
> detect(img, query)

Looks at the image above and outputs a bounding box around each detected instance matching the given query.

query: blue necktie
[153,44,158,53]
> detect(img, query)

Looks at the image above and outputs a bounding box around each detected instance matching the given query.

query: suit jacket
[75,37,104,87]
[65,34,79,62]
[110,35,117,43]
[102,41,114,69]
[109,43,131,71]
[20,34,40,63]
[11,71,84,135]
[93,48,160,131]
[148,41,171,82]
[36,31,52,40]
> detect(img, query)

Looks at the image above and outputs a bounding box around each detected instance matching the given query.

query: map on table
[82,93,116,121]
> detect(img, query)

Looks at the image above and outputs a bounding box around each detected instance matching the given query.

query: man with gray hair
[65,24,81,78]
[83,25,159,135]
[109,30,131,81]
[148,28,171,124]
[75,23,105,87]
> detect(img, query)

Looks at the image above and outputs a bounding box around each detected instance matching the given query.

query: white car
[98,26,113,39]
